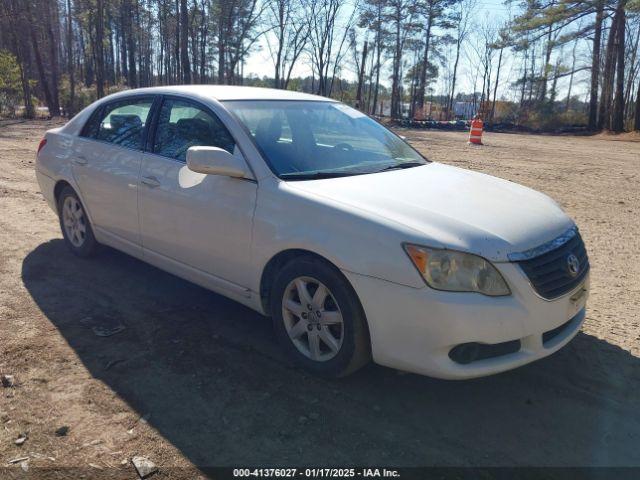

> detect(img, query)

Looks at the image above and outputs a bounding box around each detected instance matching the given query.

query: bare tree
[266,0,310,88]
[589,0,605,128]
[354,34,368,109]
[489,38,505,124]
[95,0,105,97]
[307,0,357,96]
[66,0,76,113]
[216,0,267,84]
[358,0,390,114]
[467,18,498,117]
[24,0,57,116]
[387,0,418,117]
[413,0,457,116]
[447,0,475,118]
[635,77,640,130]
[180,0,191,83]
[611,2,626,132]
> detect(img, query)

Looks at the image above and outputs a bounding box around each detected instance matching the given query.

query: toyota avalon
[35,86,589,379]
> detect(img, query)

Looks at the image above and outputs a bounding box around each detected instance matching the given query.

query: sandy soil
[1,120,639,477]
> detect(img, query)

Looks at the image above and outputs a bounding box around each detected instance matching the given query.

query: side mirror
[186,146,250,178]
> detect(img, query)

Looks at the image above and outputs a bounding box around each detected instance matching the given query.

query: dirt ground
[1,120,639,477]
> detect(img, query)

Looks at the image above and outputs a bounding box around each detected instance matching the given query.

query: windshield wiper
[375,161,425,173]
[280,171,361,180]
[281,161,425,180]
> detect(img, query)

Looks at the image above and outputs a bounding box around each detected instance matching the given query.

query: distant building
[379,101,413,118]
[378,101,434,119]
[453,102,477,119]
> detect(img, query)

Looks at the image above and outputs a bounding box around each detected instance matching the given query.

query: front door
[138,97,257,294]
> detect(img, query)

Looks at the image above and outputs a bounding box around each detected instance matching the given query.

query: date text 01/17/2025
[232,468,401,478]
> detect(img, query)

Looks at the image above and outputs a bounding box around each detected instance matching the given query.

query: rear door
[138,96,257,293]
[73,96,156,253]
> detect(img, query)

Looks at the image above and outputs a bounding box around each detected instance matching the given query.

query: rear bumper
[343,263,589,379]
[36,169,57,213]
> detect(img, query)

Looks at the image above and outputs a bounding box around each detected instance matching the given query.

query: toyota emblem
[566,253,580,277]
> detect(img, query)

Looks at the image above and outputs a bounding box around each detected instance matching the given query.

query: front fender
[250,180,426,294]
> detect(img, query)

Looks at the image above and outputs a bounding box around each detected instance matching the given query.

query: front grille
[517,230,589,300]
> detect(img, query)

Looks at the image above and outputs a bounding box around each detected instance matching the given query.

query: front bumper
[343,262,589,379]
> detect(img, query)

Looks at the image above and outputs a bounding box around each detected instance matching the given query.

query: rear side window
[153,98,235,162]
[81,97,154,150]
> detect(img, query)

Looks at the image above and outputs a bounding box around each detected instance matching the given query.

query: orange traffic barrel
[469,117,483,145]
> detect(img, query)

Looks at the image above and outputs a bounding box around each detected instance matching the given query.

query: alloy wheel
[282,276,344,361]
[62,196,87,247]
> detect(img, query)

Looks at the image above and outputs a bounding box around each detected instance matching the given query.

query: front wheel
[271,257,370,377]
[57,186,99,257]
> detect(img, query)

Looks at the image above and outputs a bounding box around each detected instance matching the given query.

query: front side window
[82,97,153,150]
[153,98,235,162]
[225,100,427,179]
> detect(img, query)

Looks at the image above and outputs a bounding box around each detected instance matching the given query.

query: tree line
[0,0,639,131]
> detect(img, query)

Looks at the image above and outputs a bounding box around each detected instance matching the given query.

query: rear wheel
[57,186,99,257]
[271,257,370,377]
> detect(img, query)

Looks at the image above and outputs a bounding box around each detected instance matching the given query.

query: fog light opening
[449,343,480,365]
[449,339,522,365]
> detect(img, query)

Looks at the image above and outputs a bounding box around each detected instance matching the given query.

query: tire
[57,186,99,257]
[271,256,371,377]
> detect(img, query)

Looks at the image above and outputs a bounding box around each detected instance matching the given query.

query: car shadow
[21,240,640,469]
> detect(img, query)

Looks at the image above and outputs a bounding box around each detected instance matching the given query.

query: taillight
[37,138,47,155]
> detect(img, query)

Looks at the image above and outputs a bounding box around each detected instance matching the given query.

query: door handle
[73,155,88,166]
[141,176,161,188]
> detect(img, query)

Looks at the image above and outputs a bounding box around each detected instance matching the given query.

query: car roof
[60,85,338,136]
[102,85,334,102]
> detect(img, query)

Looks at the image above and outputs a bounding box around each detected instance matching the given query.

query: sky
[241,0,592,102]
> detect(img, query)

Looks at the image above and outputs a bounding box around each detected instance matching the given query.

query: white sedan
[35,86,590,379]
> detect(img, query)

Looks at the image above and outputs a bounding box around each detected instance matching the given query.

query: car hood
[287,163,573,262]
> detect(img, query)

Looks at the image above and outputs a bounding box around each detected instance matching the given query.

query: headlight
[404,244,510,296]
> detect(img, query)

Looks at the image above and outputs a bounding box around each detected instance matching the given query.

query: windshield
[224,100,428,179]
